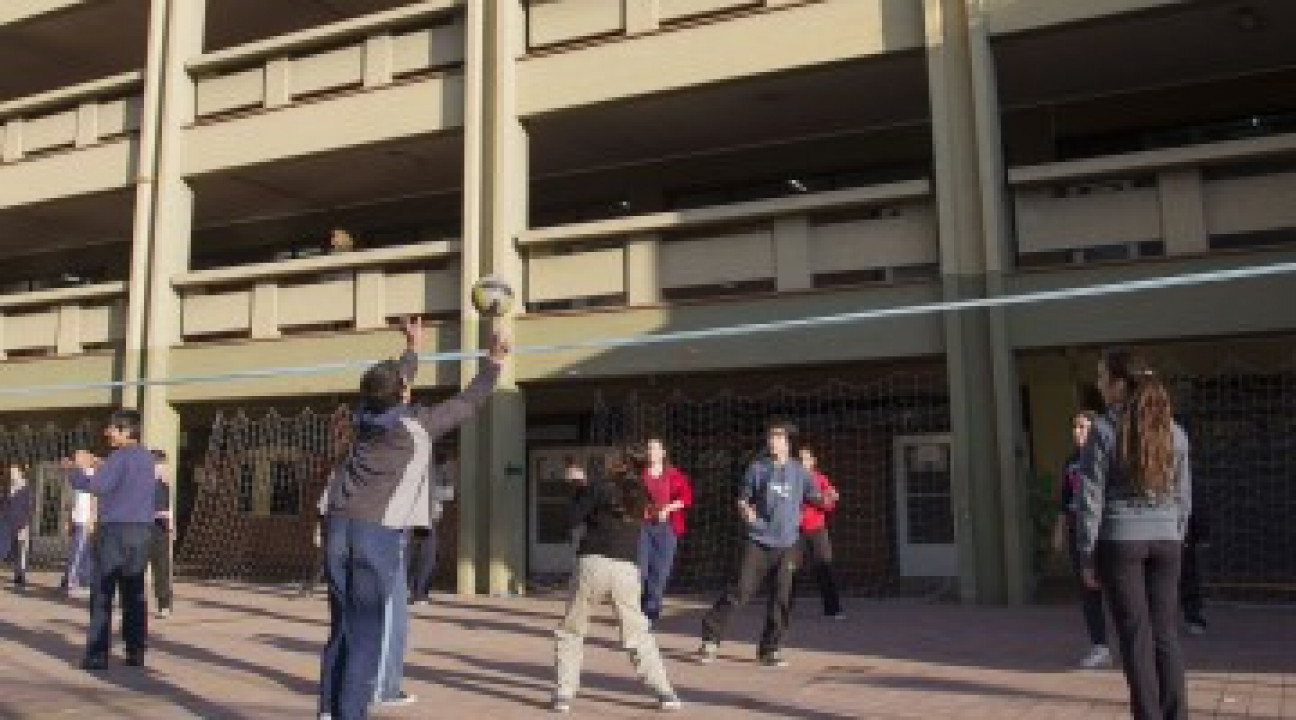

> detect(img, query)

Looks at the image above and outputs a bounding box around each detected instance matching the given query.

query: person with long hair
[552,449,681,714]
[1076,350,1192,720]
[638,437,693,625]
[796,443,844,620]
[1051,411,1111,668]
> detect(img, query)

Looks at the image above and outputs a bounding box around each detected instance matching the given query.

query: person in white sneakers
[1052,411,1112,669]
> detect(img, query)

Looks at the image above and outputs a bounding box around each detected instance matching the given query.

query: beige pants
[554,554,674,699]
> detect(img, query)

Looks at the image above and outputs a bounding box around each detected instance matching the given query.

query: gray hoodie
[1074,405,1192,569]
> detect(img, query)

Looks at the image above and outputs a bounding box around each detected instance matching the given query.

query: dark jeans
[1097,539,1187,720]
[409,524,440,601]
[87,523,153,659]
[1179,541,1205,624]
[148,525,173,610]
[319,516,402,720]
[638,522,679,621]
[799,528,842,617]
[702,539,800,657]
[1069,525,1108,646]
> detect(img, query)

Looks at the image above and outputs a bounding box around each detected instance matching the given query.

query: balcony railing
[175,240,460,341]
[526,0,795,51]
[189,1,464,121]
[518,179,936,310]
[1010,132,1296,267]
[0,283,127,358]
[0,72,144,163]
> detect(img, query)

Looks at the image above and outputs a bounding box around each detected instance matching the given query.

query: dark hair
[108,409,142,441]
[359,359,407,413]
[766,420,798,438]
[603,450,649,522]
[1102,349,1175,496]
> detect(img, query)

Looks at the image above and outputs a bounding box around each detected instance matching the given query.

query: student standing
[638,437,692,624]
[1076,350,1192,720]
[698,421,824,668]
[65,410,159,670]
[62,485,96,598]
[3,464,35,589]
[148,449,175,619]
[796,443,844,620]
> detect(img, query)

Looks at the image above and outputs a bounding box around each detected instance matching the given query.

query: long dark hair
[1102,349,1175,496]
[603,449,649,522]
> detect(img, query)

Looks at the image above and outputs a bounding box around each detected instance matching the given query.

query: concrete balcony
[0,73,143,208]
[186,1,465,175]
[0,282,126,359]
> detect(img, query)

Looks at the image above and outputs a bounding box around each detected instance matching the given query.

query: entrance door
[893,434,957,577]
[529,446,613,575]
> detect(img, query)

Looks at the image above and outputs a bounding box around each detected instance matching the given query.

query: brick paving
[0,572,1293,719]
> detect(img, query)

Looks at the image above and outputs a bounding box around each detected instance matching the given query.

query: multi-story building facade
[2,0,1294,603]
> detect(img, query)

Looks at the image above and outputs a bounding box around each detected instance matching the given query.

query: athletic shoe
[551,695,572,713]
[124,650,146,667]
[658,693,683,711]
[828,612,847,621]
[1186,622,1207,636]
[1080,645,1112,668]
[68,587,90,599]
[376,692,418,707]
[696,641,718,664]
[155,608,172,620]
[81,655,108,671]
[759,651,789,668]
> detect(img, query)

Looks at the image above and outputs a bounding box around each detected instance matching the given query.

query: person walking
[552,450,681,714]
[3,464,35,590]
[1051,411,1112,668]
[148,449,175,619]
[698,421,825,668]
[638,437,692,625]
[65,410,159,670]
[1076,349,1192,720]
[796,443,844,620]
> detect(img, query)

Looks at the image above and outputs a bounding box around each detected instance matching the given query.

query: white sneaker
[1186,622,1206,636]
[376,692,417,707]
[696,641,718,664]
[551,695,572,713]
[658,693,683,711]
[1080,645,1112,668]
[828,612,847,621]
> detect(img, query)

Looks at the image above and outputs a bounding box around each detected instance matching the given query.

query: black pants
[702,539,800,656]
[1179,542,1205,624]
[1069,525,1108,646]
[148,525,173,610]
[87,523,153,659]
[1097,540,1187,720]
[799,528,842,616]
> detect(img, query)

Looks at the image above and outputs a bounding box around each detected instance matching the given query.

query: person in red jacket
[638,437,693,624]
[798,443,844,619]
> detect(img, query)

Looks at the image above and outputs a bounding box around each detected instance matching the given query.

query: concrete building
[1,0,1294,603]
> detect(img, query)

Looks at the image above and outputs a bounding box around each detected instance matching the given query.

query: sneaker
[551,695,572,713]
[68,587,90,600]
[696,641,718,665]
[759,651,789,668]
[1186,622,1207,636]
[124,650,145,667]
[658,693,683,712]
[155,608,172,620]
[1080,645,1112,668]
[376,692,418,707]
[81,655,108,671]
[828,612,847,621]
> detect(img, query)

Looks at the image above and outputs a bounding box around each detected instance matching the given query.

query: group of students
[0,448,174,617]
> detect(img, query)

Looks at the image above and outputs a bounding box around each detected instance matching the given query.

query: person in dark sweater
[65,409,159,671]
[147,449,174,619]
[552,450,680,714]
[698,421,825,668]
[2,463,35,589]
[1076,350,1192,720]
[317,317,508,720]
[1180,508,1208,635]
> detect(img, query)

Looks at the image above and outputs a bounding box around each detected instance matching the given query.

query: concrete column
[354,270,386,329]
[250,282,281,339]
[773,215,812,292]
[625,232,661,305]
[75,103,99,148]
[626,0,660,34]
[1158,169,1208,256]
[2,120,23,162]
[924,0,1029,605]
[133,0,205,466]
[56,305,82,355]
[264,58,292,108]
[458,0,530,596]
[363,34,395,88]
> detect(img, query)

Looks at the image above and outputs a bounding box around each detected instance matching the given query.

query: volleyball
[470,275,516,317]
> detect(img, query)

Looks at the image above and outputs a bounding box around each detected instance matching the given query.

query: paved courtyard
[0,572,1292,719]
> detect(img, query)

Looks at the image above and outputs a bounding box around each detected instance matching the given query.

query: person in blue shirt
[64,409,158,671]
[697,421,824,668]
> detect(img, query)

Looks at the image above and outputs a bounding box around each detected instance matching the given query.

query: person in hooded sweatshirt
[316,317,509,720]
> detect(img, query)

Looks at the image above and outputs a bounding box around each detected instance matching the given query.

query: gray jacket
[1075,405,1192,569]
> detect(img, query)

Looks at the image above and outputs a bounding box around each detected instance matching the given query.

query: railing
[0,283,127,358]
[1010,132,1296,265]
[189,1,465,121]
[0,72,144,163]
[518,179,936,309]
[175,240,461,340]
[526,0,798,51]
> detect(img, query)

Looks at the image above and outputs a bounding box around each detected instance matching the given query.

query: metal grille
[176,407,349,583]
[589,368,952,597]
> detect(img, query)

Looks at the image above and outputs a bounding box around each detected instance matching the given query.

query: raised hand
[488,331,512,367]
[400,316,425,350]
